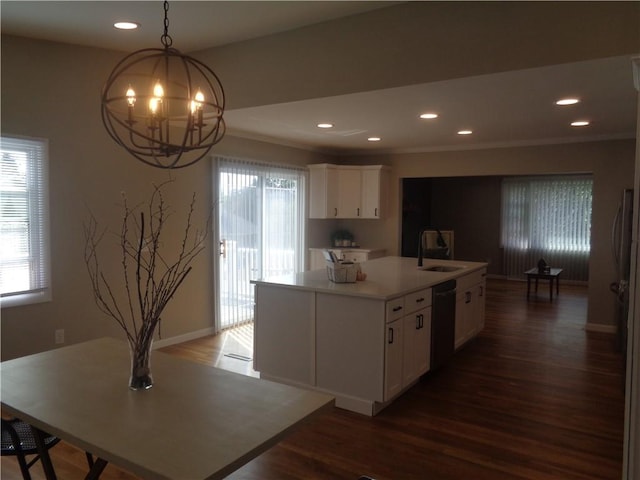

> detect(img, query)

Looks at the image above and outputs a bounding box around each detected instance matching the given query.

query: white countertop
[252,256,488,300]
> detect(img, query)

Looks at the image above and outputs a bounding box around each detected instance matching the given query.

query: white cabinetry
[384,289,432,401]
[308,164,339,218]
[384,317,404,400]
[402,290,432,388]
[361,166,388,219]
[253,257,488,416]
[454,269,487,349]
[254,285,316,385]
[308,164,388,219]
[314,287,433,408]
[316,294,386,403]
[337,167,361,218]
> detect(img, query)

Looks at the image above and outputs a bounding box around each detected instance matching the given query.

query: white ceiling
[1,1,637,155]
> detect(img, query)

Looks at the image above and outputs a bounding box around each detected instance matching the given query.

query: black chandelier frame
[101,1,225,169]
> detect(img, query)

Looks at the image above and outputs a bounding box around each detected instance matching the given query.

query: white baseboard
[152,327,216,349]
[585,323,617,334]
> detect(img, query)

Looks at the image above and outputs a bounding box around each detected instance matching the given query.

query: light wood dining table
[0,337,334,479]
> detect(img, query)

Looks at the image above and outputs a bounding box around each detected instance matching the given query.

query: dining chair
[1,417,60,480]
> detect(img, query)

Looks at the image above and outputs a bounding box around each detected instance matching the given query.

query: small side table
[525,267,563,302]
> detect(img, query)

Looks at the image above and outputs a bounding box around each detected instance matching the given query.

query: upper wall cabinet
[309,164,339,219]
[309,164,389,219]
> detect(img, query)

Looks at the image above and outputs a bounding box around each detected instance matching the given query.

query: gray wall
[0,35,330,361]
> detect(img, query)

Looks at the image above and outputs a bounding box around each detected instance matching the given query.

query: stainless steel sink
[420,265,464,272]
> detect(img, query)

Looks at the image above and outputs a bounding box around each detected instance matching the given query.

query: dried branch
[83,181,209,352]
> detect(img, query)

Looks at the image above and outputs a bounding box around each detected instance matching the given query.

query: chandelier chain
[161,0,173,48]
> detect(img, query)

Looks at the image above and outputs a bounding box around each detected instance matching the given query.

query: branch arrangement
[83,182,209,360]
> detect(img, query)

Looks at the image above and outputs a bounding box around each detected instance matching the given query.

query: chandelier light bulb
[153,82,164,98]
[191,90,205,113]
[149,97,160,114]
[126,86,136,107]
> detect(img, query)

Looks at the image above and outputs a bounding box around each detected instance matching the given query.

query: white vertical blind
[501,175,593,281]
[215,157,305,331]
[0,136,50,306]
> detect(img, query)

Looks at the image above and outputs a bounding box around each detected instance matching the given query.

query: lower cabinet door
[403,307,431,387]
[384,318,404,401]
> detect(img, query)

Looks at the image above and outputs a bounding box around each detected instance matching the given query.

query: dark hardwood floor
[1,279,625,479]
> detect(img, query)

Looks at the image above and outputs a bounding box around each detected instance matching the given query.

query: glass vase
[128,338,154,390]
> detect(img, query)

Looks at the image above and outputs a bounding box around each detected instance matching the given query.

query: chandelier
[101,1,225,169]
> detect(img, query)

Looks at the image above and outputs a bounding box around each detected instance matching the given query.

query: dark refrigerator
[611,189,634,356]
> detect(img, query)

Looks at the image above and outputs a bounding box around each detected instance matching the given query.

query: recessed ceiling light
[457,130,473,135]
[419,113,438,119]
[114,21,140,30]
[571,120,590,127]
[317,123,333,129]
[367,137,381,142]
[556,98,580,106]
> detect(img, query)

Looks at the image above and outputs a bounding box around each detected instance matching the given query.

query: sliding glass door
[214,157,305,331]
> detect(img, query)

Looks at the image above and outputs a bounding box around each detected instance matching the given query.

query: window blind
[501,175,593,281]
[0,136,50,306]
[215,156,306,330]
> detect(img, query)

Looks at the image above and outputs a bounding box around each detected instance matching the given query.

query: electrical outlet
[55,329,65,344]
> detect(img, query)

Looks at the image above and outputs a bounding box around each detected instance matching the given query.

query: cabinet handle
[479,286,484,297]
[465,291,472,303]
[392,306,403,312]
[416,297,424,304]
[334,208,338,217]
[375,207,378,217]
[388,327,394,344]
[416,313,424,330]
[357,207,360,217]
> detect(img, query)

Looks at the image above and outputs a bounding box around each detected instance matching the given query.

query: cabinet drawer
[456,268,487,291]
[404,288,432,313]
[344,251,369,263]
[386,297,405,322]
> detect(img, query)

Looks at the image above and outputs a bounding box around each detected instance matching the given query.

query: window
[501,175,593,281]
[0,136,51,307]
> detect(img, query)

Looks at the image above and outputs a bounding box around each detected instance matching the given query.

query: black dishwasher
[431,280,457,371]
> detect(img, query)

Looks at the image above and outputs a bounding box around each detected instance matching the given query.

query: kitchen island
[252,256,488,415]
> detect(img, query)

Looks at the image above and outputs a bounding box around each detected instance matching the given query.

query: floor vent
[224,353,252,362]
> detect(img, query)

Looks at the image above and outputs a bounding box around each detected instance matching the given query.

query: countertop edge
[252,257,488,301]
